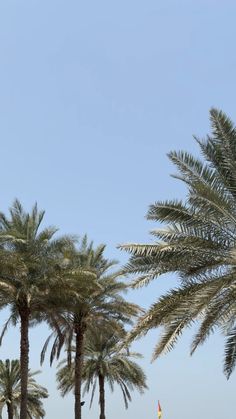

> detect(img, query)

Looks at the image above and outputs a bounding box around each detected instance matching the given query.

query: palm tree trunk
[6,402,13,419]
[19,308,30,419]
[98,374,105,419]
[74,324,85,419]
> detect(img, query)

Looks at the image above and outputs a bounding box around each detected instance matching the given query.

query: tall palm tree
[0,200,73,419]
[0,359,48,419]
[41,237,141,419]
[121,109,236,378]
[57,326,147,419]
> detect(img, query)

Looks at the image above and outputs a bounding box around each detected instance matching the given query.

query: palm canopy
[57,326,147,409]
[0,359,48,419]
[41,236,141,365]
[121,109,236,378]
[0,199,74,332]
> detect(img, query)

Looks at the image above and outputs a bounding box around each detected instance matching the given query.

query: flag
[157,400,162,419]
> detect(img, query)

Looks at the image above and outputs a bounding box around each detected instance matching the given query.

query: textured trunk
[19,309,30,419]
[6,401,13,419]
[74,323,85,419]
[98,374,105,419]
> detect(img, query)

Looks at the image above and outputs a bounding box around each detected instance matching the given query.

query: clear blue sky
[0,0,236,418]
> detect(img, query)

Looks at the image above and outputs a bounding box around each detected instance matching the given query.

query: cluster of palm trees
[0,202,147,419]
[1,108,236,418]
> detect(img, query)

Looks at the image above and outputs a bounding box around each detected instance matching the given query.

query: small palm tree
[57,327,147,419]
[0,359,48,419]
[0,200,73,419]
[41,237,141,419]
[121,109,236,378]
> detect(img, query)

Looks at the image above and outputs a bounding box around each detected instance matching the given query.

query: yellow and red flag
[157,401,162,419]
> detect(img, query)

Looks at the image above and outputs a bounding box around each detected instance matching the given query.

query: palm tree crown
[57,326,147,419]
[0,359,48,419]
[121,109,236,378]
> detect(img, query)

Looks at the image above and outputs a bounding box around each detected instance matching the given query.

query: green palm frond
[120,109,236,377]
[224,326,236,379]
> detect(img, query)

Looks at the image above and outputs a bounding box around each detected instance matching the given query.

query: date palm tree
[41,237,141,419]
[57,326,147,419]
[0,359,48,419]
[121,109,236,378]
[0,200,73,419]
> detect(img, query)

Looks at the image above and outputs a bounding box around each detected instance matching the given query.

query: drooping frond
[224,326,236,379]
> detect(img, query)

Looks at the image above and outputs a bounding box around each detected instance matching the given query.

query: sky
[0,0,236,418]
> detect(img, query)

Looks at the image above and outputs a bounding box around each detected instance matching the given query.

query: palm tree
[0,359,48,419]
[57,326,147,419]
[0,200,73,419]
[121,109,236,378]
[41,237,141,419]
